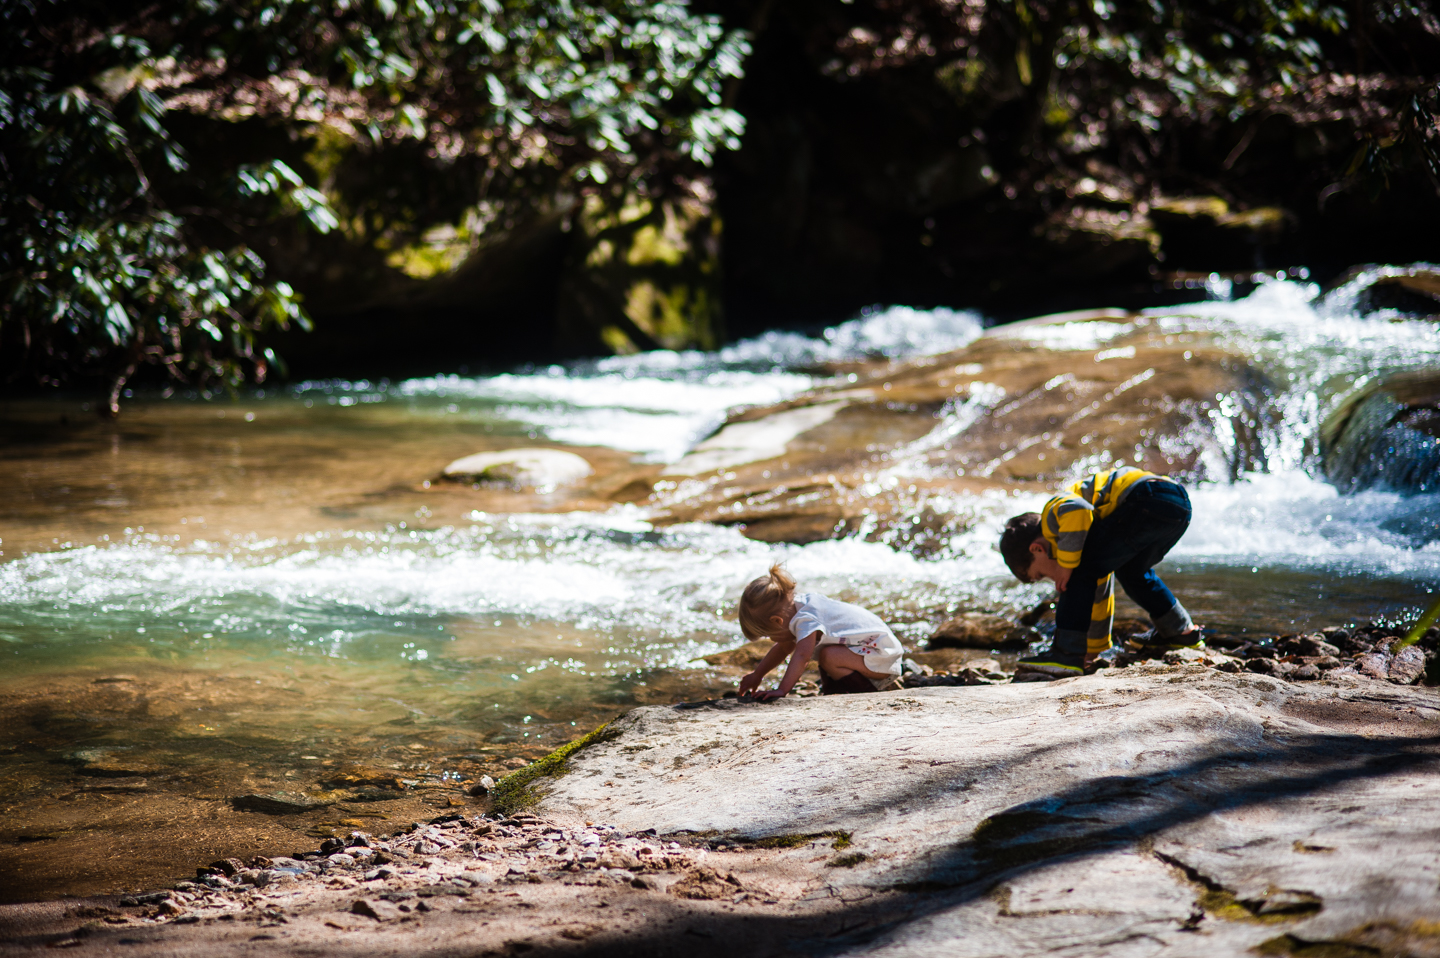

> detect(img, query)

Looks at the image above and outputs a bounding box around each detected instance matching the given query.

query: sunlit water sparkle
[2,281,1438,899]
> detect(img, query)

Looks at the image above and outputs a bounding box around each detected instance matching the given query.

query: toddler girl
[736,564,905,700]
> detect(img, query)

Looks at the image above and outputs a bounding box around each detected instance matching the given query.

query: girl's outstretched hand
[753,688,786,702]
[738,670,763,698]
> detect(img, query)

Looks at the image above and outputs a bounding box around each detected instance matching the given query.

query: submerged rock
[442,448,594,489]
[319,765,407,791]
[701,639,818,672]
[906,648,998,673]
[663,403,847,477]
[231,791,342,814]
[70,747,165,777]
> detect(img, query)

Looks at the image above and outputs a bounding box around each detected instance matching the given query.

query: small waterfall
[1153,268,1439,491]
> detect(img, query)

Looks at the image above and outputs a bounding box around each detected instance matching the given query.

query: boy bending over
[999,466,1203,679]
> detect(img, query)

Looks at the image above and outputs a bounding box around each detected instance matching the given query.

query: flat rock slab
[537,667,1440,956]
[8,670,1439,958]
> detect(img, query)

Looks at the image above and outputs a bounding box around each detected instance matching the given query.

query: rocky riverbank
[704,614,1440,691]
[5,657,1439,957]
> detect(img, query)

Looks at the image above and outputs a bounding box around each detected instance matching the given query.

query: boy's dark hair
[999,513,1043,580]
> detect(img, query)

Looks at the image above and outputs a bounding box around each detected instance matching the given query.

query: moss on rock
[751,831,851,850]
[488,723,621,816]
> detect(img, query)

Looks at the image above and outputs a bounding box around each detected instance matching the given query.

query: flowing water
[1,287,1438,902]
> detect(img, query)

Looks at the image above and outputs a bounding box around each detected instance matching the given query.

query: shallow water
[2,292,1438,902]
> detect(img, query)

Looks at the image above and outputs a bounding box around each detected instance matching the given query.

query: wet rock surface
[636,308,1273,545]
[1322,368,1440,496]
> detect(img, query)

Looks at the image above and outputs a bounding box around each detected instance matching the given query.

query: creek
[1,276,1437,903]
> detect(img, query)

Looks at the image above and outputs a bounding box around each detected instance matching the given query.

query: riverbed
[2,279,1437,903]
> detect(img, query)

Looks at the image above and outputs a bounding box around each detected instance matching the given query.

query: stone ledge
[531,670,1440,955]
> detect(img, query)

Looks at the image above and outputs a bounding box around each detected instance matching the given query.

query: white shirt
[788,592,904,678]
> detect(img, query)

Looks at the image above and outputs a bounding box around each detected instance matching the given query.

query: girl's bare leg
[816,645,889,680]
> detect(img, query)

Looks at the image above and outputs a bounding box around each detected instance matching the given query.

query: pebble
[1245,657,1279,676]
[1297,635,1342,657]
[1389,646,1427,685]
[351,898,401,921]
[1356,653,1393,681]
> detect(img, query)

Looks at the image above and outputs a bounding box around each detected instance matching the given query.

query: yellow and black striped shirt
[1041,466,1173,653]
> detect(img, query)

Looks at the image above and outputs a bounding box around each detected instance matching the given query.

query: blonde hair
[738,563,797,640]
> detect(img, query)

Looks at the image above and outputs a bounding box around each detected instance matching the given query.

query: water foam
[0,508,1021,667]
[401,369,811,461]
[1176,472,1440,577]
[332,306,986,462]
[1147,277,1440,474]
[7,284,1437,668]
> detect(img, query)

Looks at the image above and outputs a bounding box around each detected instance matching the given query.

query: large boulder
[643,307,1272,545]
[1322,263,1440,318]
[1321,369,1440,495]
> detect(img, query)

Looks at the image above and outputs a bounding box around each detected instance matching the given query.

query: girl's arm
[738,637,795,697]
[754,631,819,701]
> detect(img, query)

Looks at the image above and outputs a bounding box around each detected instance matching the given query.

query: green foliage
[827,0,1440,203]
[0,0,748,411]
[0,9,326,413]
[487,721,620,816]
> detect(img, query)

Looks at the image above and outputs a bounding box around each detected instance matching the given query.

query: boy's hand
[1052,566,1072,593]
[738,670,763,697]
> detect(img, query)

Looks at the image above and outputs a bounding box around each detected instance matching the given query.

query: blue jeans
[1052,480,1194,658]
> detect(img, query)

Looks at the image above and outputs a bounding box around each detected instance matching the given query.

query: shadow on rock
[497,725,1440,958]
